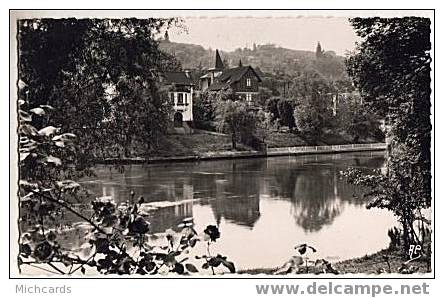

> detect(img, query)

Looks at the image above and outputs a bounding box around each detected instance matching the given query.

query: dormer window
[246,78,251,87]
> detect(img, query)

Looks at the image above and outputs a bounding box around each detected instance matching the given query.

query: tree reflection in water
[210,160,262,228]
[264,154,385,232]
[82,152,386,234]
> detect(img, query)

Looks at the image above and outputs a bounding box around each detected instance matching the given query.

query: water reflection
[81,151,394,268]
[210,160,262,228]
[84,152,385,233]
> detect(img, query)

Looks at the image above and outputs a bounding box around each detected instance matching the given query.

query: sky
[168,16,360,55]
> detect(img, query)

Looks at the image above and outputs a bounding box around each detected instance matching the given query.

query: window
[177,93,184,105]
[246,78,251,87]
[184,93,188,105]
[246,93,252,102]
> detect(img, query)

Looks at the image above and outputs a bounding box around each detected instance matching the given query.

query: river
[80,151,397,271]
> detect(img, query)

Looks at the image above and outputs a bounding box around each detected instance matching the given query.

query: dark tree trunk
[231,132,237,150]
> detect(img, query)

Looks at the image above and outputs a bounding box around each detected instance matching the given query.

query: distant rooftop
[163,71,195,85]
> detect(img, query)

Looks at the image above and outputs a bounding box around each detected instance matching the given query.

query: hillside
[159,41,348,80]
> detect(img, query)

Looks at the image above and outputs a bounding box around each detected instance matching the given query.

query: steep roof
[218,66,262,84]
[214,49,224,69]
[163,71,194,85]
[208,66,263,91]
[208,82,228,91]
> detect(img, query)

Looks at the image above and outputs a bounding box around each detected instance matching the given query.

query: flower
[128,216,150,234]
[203,225,220,242]
[33,240,54,261]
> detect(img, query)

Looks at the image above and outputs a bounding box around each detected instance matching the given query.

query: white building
[162,71,195,133]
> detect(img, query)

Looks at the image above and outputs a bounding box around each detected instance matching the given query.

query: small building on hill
[200,50,262,104]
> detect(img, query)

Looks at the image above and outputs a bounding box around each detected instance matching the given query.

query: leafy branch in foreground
[18,100,235,275]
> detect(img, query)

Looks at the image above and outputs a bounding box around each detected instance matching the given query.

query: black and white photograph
[9,8,434,281]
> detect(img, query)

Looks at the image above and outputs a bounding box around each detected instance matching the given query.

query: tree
[265,97,280,124]
[344,17,432,253]
[257,86,273,106]
[293,75,332,140]
[17,19,237,276]
[336,95,384,143]
[215,100,258,150]
[192,90,218,130]
[18,18,181,163]
[277,98,296,131]
[17,102,235,275]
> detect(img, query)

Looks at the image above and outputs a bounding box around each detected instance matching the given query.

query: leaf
[19,110,32,122]
[185,263,199,273]
[39,104,54,110]
[20,192,34,202]
[62,133,76,139]
[20,124,38,135]
[189,238,198,247]
[173,263,184,274]
[20,243,32,257]
[54,141,65,147]
[38,126,58,136]
[308,245,317,253]
[20,152,30,162]
[19,180,39,190]
[30,107,45,116]
[208,257,222,267]
[52,133,76,142]
[221,260,236,273]
[296,245,307,255]
[46,155,62,166]
[295,243,316,255]
[18,79,27,90]
[56,180,81,190]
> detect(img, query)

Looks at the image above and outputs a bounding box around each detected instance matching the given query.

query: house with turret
[200,50,262,104]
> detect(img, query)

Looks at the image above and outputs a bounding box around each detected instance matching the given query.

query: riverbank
[98,130,385,164]
[100,142,387,164]
[238,246,431,275]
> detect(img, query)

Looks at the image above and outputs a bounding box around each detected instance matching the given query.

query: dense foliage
[335,95,384,143]
[18,18,182,163]
[292,74,332,139]
[192,90,218,130]
[343,17,432,253]
[215,94,262,150]
[18,18,236,276]
[277,99,296,131]
[18,101,235,275]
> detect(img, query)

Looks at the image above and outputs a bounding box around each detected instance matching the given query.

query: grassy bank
[238,246,431,275]
[150,130,383,157]
[151,131,250,157]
